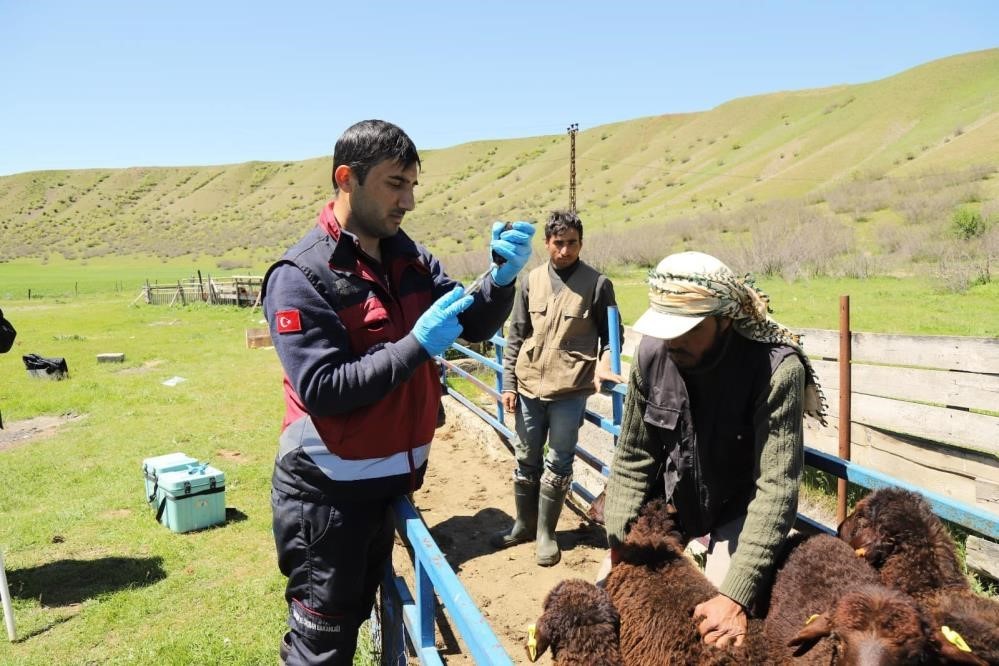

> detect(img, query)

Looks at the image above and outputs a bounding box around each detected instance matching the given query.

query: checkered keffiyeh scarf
[648,267,828,424]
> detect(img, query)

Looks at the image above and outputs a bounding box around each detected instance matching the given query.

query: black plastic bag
[22,353,69,379]
[0,307,15,354]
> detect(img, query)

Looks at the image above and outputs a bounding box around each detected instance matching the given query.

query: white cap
[632,252,733,340]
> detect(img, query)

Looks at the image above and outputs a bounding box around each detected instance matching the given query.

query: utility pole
[567,123,578,213]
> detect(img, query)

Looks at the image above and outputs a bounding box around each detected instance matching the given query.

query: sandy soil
[393,391,839,664]
[396,397,611,664]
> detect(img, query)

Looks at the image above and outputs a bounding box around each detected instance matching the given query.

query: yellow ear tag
[942,626,972,653]
[855,547,867,557]
[527,623,538,661]
[805,614,820,626]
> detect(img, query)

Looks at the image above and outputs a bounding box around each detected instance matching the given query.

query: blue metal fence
[379,496,513,665]
[381,305,999,664]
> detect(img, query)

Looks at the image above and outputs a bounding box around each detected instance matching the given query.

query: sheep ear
[934,628,987,665]
[787,614,833,653]
[526,623,549,662]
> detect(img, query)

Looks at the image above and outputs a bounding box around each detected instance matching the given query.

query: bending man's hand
[693,594,747,648]
[501,391,518,414]
[490,221,535,286]
[593,352,625,394]
[411,287,474,357]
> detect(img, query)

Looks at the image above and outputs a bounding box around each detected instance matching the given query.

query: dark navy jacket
[262,202,514,502]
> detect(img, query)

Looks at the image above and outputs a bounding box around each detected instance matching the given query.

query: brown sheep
[839,487,969,600]
[765,533,943,664]
[839,487,997,664]
[529,578,623,665]
[604,498,766,665]
[923,591,999,665]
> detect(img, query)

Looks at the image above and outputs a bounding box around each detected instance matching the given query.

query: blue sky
[1,1,996,176]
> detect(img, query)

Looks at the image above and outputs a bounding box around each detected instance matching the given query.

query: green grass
[1,255,996,664]
[610,267,999,336]
[0,256,267,301]
[0,295,294,664]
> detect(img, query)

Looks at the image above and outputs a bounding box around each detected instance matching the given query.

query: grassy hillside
[1,49,997,285]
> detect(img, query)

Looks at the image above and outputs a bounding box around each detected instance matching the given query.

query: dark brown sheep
[839,487,969,600]
[604,498,765,665]
[529,578,623,665]
[924,590,999,665]
[765,533,942,665]
[839,487,997,664]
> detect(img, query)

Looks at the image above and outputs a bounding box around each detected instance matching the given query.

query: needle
[465,265,497,295]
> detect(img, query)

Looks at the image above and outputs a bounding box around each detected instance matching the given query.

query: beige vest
[515,261,600,400]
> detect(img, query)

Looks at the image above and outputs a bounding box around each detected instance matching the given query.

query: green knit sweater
[604,354,805,608]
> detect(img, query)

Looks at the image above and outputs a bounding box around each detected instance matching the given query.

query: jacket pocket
[302,500,340,548]
[643,399,681,432]
[341,297,393,352]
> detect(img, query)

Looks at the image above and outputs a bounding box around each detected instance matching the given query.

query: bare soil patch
[0,413,86,452]
[216,448,246,462]
[396,398,608,664]
[115,359,165,375]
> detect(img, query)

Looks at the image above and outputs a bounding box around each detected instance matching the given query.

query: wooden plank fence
[135,275,263,307]
[798,329,999,509]
[623,324,999,578]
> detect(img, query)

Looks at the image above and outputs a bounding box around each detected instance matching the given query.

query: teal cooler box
[142,452,198,508]
[154,462,226,533]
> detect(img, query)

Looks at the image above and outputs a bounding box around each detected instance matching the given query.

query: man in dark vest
[263,119,535,665]
[492,209,624,566]
[601,251,826,649]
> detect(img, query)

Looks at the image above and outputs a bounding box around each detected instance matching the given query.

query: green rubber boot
[536,476,570,566]
[490,479,539,549]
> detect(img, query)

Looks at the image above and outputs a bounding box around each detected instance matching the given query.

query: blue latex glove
[490,221,535,286]
[411,286,474,357]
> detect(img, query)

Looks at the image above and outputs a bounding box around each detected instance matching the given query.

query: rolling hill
[1,49,996,279]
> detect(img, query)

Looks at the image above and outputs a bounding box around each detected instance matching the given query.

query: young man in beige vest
[491,209,624,566]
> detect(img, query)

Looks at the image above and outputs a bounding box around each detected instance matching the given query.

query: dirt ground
[397,397,611,664]
[0,413,84,452]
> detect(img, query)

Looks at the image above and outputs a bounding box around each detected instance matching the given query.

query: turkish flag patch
[275,309,303,334]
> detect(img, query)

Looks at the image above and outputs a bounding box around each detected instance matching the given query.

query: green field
[0,259,996,664]
[2,49,997,273]
[607,267,999,337]
[0,296,290,665]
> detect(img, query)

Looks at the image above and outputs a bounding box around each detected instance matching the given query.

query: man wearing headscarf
[601,251,825,649]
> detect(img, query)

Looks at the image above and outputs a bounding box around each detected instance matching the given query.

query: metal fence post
[494,340,505,426]
[608,306,623,440]
[0,551,15,642]
[379,565,406,665]
[415,559,436,653]
[837,295,852,525]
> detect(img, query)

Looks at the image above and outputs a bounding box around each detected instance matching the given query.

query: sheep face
[530,579,622,665]
[838,488,968,597]
[838,488,920,566]
[787,586,932,665]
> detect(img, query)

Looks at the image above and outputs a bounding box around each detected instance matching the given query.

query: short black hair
[545,209,584,241]
[332,120,421,193]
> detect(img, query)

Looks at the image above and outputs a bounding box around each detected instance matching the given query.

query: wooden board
[965,536,999,581]
[812,359,999,413]
[805,417,999,517]
[820,387,999,456]
[245,328,271,349]
[799,328,999,373]
[806,417,999,482]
